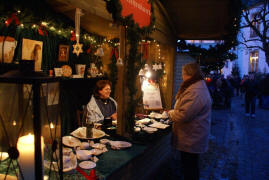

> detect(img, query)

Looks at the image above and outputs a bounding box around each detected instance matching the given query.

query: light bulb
[145,71,151,78]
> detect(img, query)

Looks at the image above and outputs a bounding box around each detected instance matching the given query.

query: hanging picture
[0,36,17,63]
[22,38,43,71]
[142,80,163,110]
[58,45,69,62]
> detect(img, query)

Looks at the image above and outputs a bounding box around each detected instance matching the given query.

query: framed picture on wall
[58,45,69,62]
[0,36,17,63]
[22,38,43,71]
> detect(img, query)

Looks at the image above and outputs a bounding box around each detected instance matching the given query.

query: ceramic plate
[0,152,9,161]
[79,161,96,170]
[53,147,73,160]
[71,127,106,140]
[88,149,103,156]
[91,143,106,150]
[109,141,132,149]
[76,150,92,160]
[62,136,81,147]
[143,126,158,133]
[61,65,72,77]
[149,122,170,129]
[44,152,77,172]
[100,139,111,144]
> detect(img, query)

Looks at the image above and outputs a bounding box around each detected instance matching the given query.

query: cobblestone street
[155,96,269,180]
[200,96,269,180]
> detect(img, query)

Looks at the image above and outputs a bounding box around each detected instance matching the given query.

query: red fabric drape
[110,47,119,59]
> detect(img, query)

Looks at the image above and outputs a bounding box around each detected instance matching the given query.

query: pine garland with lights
[108,38,120,98]
[0,0,110,74]
[105,0,155,135]
[177,0,242,74]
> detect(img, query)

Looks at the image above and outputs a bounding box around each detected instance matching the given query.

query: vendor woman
[86,80,117,124]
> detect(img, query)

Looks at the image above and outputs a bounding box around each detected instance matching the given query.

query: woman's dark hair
[176,63,204,99]
[94,80,112,97]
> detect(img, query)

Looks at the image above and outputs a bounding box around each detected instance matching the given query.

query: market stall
[0,0,176,179]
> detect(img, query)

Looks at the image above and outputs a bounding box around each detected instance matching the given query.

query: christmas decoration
[72,8,84,56]
[5,13,20,27]
[38,25,47,36]
[108,39,119,97]
[152,63,159,71]
[95,47,104,57]
[73,42,83,56]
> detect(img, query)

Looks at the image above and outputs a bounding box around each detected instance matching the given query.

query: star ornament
[152,63,159,71]
[73,42,83,56]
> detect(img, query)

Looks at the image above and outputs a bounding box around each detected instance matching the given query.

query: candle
[17,134,44,180]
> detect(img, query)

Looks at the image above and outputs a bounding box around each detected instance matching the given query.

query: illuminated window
[249,50,259,72]
[250,13,260,38]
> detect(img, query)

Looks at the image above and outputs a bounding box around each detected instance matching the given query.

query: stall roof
[47,0,235,40]
[159,0,231,40]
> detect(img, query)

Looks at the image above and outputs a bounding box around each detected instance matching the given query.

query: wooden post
[115,26,126,136]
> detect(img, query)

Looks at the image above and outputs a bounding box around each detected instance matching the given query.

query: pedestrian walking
[242,73,258,118]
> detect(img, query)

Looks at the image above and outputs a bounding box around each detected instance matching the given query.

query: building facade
[223,3,269,77]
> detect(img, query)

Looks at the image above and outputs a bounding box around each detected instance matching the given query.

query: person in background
[86,80,117,126]
[168,63,212,180]
[242,73,258,118]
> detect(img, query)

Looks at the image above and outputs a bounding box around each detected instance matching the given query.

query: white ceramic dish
[109,141,132,149]
[79,161,96,169]
[136,118,151,125]
[88,149,103,156]
[80,142,90,149]
[71,127,106,140]
[149,122,170,129]
[76,150,92,160]
[44,152,77,172]
[62,136,81,147]
[53,147,73,160]
[91,143,106,150]
[143,126,158,133]
[100,138,111,144]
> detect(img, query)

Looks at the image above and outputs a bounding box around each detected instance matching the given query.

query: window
[250,13,260,38]
[249,50,259,72]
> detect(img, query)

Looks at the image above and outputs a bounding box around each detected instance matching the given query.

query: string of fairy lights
[1,10,165,63]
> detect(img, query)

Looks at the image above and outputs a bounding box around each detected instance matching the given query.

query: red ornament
[38,25,48,36]
[70,31,76,41]
[5,13,20,27]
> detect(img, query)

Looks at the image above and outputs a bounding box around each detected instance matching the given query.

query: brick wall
[172,53,196,105]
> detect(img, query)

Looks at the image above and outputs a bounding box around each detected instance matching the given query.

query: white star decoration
[73,42,83,56]
[152,63,159,71]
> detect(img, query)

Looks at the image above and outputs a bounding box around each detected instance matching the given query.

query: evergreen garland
[108,38,119,98]
[177,0,242,74]
[104,0,155,135]
[0,0,106,74]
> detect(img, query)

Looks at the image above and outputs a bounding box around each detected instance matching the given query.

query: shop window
[249,50,259,72]
[250,13,260,38]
